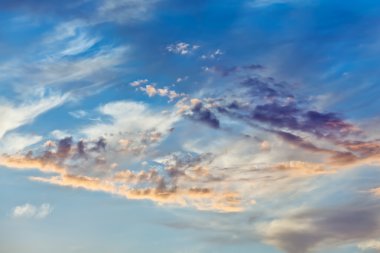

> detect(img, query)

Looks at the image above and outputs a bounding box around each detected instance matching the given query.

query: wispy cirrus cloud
[0,133,42,154]
[0,0,162,25]
[0,94,68,140]
[96,0,161,24]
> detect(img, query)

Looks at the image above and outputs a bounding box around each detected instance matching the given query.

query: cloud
[69,110,87,119]
[0,94,67,140]
[203,64,264,77]
[0,89,377,216]
[358,240,380,251]
[0,132,245,212]
[130,79,149,87]
[82,100,178,140]
[167,42,200,55]
[96,0,160,24]
[0,133,42,153]
[201,49,223,60]
[0,0,161,25]
[27,46,128,92]
[31,174,116,193]
[29,171,242,213]
[140,84,184,100]
[261,204,380,253]
[12,203,53,219]
[2,57,380,220]
[1,3,380,252]
[174,69,380,171]
[60,33,100,56]
[1,20,129,100]
[179,98,220,129]
[23,147,244,212]
[273,161,332,176]
[0,154,65,174]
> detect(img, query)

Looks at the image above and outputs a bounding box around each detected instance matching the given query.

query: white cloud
[12,203,53,219]
[97,0,160,24]
[130,79,149,87]
[201,49,223,60]
[139,84,183,100]
[82,100,178,140]
[44,20,99,57]
[50,129,71,139]
[69,110,88,119]
[60,33,100,56]
[0,133,42,154]
[25,46,128,89]
[1,20,129,99]
[0,94,68,139]
[167,42,200,55]
[44,20,85,44]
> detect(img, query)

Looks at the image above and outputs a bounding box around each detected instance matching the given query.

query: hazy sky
[1,1,380,253]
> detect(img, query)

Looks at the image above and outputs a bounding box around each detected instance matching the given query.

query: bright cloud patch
[12,203,53,219]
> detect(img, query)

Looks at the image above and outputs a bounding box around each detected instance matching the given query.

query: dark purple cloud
[56,137,73,159]
[303,111,357,137]
[240,77,288,99]
[252,103,299,129]
[188,101,220,129]
[91,137,107,152]
[204,64,265,77]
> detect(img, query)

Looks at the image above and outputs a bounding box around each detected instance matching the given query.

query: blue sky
[1,1,380,252]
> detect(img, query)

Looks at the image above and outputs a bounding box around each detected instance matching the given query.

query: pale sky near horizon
[1,1,380,253]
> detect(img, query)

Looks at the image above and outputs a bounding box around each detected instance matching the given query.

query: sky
[1,0,380,252]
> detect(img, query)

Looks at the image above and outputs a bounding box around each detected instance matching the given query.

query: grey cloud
[264,204,380,253]
[204,64,265,77]
[188,101,220,129]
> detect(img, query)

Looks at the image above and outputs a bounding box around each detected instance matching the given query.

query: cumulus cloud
[130,79,149,87]
[12,203,53,219]
[140,84,183,100]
